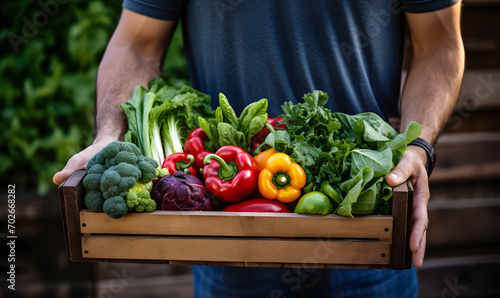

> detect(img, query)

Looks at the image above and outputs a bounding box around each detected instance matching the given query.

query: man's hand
[52,137,116,185]
[386,146,429,268]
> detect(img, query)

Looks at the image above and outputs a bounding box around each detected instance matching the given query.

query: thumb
[52,154,88,185]
[386,159,413,187]
[52,143,105,185]
[386,146,427,187]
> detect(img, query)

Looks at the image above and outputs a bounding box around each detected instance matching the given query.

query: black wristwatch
[408,138,436,177]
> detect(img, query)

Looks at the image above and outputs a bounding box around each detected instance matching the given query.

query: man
[54,0,464,296]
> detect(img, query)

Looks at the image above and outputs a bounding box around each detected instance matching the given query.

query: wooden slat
[390,181,410,269]
[169,260,245,267]
[431,133,500,182]
[459,70,500,108]
[80,210,393,240]
[417,255,500,298]
[62,170,87,262]
[81,236,391,265]
[427,198,500,247]
[455,71,500,111]
[244,262,284,268]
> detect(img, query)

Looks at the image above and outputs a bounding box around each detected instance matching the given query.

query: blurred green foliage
[0,0,189,193]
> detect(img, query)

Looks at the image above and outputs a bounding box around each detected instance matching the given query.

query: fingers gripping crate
[58,170,413,269]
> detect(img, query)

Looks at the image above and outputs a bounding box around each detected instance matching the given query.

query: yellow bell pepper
[258,152,306,203]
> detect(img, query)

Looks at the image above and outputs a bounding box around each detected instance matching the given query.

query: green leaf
[336,167,375,218]
[388,121,422,165]
[246,114,268,140]
[219,93,239,129]
[215,106,224,124]
[217,122,241,147]
[350,146,393,177]
[350,177,392,215]
[199,117,213,139]
[264,130,291,152]
[302,90,328,108]
[239,98,268,132]
[353,120,390,143]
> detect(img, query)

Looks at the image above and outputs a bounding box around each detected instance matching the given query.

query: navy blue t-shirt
[123,0,459,119]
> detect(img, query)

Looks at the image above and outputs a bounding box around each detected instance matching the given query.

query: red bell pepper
[162,153,197,176]
[251,117,288,152]
[223,198,291,213]
[184,128,214,171]
[203,145,260,204]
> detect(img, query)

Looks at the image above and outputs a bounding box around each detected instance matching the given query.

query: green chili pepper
[293,191,334,215]
[320,181,343,207]
[303,182,317,194]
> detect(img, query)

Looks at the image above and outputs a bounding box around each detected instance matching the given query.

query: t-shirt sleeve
[401,0,461,13]
[122,0,186,20]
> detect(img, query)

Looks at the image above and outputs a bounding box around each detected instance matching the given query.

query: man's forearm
[400,1,466,146]
[93,43,162,143]
[400,42,465,144]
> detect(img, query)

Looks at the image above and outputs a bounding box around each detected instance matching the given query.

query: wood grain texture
[61,170,86,262]
[80,210,393,239]
[81,236,391,265]
[390,181,410,269]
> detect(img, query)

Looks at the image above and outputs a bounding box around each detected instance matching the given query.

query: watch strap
[408,137,436,177]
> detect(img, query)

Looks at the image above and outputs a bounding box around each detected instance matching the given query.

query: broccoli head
[137,157,158,183]
[103,196,129,219]
[100,162,141,199]
[81,141,163,218]
[84,190,104,211]
[83,164,106,191]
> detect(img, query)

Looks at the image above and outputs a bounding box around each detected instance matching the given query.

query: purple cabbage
[151,171,214,211]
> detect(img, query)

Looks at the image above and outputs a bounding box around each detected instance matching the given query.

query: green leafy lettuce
[265,91,421,217]
[120,78,214,168]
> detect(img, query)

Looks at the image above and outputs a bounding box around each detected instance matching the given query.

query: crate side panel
[81,236,391,265]
[62,170,87,262]
[80,210,393,239]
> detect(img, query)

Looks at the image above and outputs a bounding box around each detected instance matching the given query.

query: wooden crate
[58,170,413,269]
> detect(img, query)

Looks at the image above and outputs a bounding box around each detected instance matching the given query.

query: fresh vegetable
[223,198,291,213]
[198,93,269,153]
[265,91,421,217]
[203,145,260,204]
[258,152,306,203]
[151,171,214,211]
[162,153,196,175]
[82,141,158,219]
[251,117,288,153]
[126,180,156,212]
[120,78,214,169]
[253,148,277,170]
[294,191,334,215]
[183,128,214,171]
[320,181,343,207]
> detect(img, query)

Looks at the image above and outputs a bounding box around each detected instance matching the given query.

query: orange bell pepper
[258,152,306,203]
[253,148,276,170]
